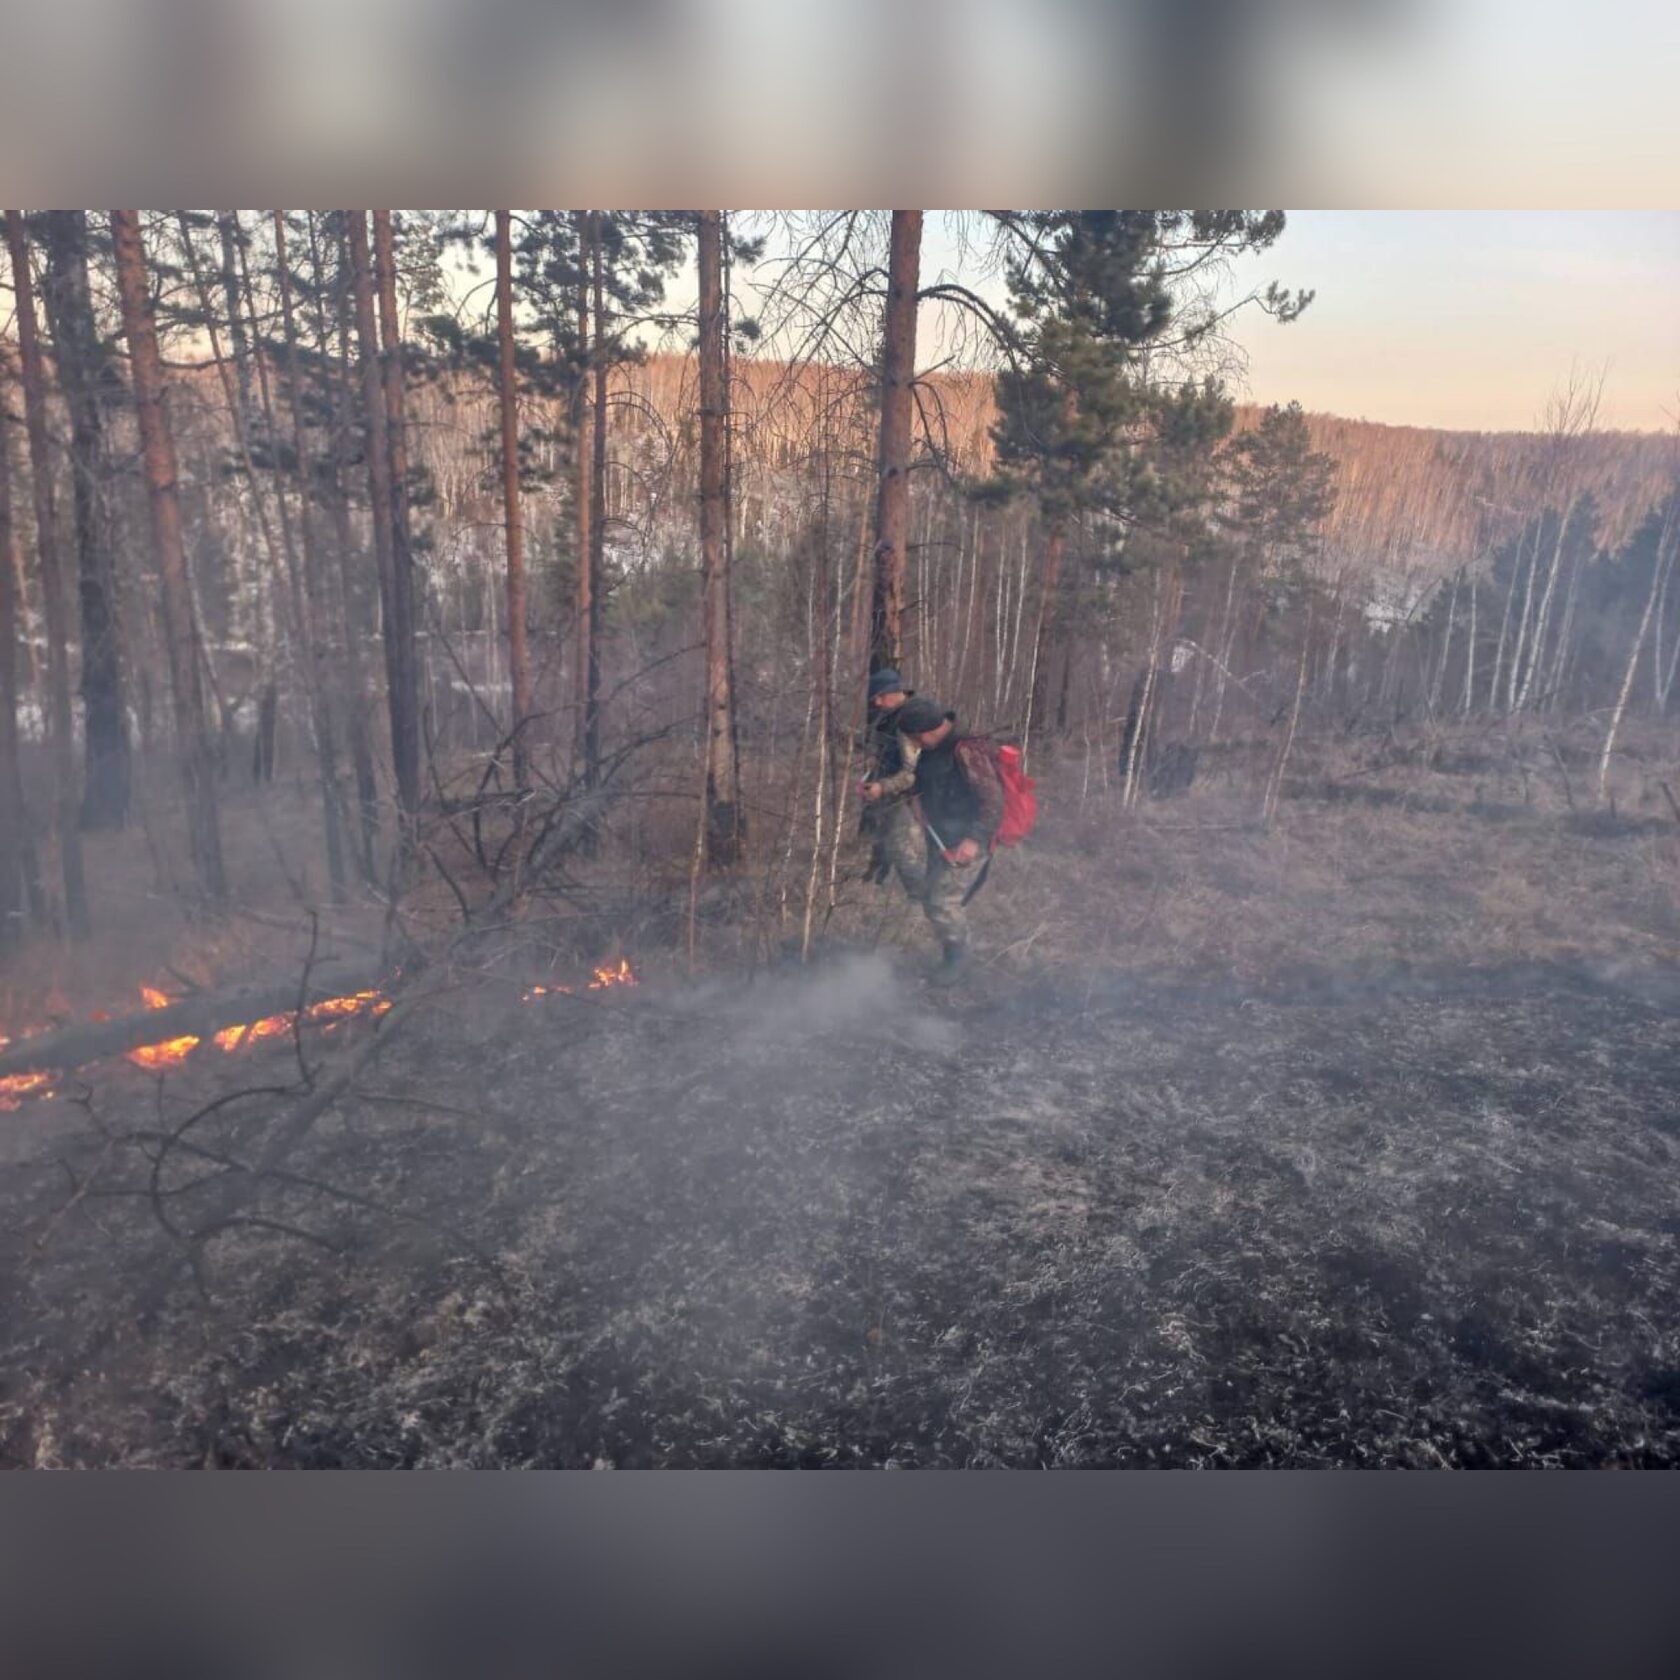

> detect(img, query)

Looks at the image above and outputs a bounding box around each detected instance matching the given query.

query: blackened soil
[2,954,1677,1467]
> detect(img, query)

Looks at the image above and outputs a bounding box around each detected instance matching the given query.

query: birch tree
[5,210,89,936]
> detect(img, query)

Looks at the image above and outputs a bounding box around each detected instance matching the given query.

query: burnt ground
[2,948,1677,1467]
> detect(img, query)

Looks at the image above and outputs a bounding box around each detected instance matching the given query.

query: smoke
[713,949,963,1060]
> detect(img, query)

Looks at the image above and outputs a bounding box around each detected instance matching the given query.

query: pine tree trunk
[495,212,534,794]
[347,212,414,867]
[572,213,593,771]
[273,211,348,901]
[585,214,607,787]
[319,216,380,879]
[5,211,89,936]
[697,209,742,866]
[0,354,44,941]
[109,209,227,904]
[371,211,422,834]
[869,210,922,673]
[38,210,132,832]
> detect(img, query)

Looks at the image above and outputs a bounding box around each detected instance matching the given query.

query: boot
[929,940,967,986]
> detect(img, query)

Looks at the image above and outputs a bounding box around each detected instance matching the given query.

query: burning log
[0,960,385,1083]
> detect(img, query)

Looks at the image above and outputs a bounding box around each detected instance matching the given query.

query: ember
[126,984,393,1070]
[0,1067,55,1112]
[127,1035,200,1071]
[1,964,638,1111]
[523,958,639,1002]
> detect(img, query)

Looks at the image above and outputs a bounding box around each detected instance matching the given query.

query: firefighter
[896,696,1005,983]
[858,667,925,896]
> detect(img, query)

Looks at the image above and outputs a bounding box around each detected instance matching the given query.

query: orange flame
[126,982,396,1072]
[523,958,639,1002]
[0,1069,55,1111]
[5,964,637,1109]
[128,1034,201,1070]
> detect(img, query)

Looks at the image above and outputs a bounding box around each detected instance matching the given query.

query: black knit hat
[867,667,906,699]
[897,697,950,735]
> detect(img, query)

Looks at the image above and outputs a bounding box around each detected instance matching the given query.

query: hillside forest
[0,209,1675,968]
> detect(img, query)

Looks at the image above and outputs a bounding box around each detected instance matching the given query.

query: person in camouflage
[897,697,1005,983]
[858,668,925,895]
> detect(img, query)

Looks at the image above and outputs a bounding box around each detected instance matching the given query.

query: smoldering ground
[1,940,1676,1468]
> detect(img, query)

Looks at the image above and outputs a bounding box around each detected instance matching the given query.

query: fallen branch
[0,959,384,1079]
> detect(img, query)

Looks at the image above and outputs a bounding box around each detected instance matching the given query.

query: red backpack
[957,738,1039,849]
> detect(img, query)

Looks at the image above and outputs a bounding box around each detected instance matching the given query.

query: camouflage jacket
[861,701,920,804]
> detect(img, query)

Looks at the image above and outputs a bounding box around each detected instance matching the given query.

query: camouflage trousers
[874,801,972,949]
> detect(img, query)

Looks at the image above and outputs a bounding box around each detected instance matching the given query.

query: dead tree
[869,210,922,672]
[109,209,228,904]
[5,210,89,937]
[697,209,743,865]
[494,211,534,794]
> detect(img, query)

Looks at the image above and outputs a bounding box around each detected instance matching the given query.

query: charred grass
[1,724,1677,1467]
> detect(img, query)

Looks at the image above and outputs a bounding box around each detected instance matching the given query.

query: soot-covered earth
[2,951,1677,1466]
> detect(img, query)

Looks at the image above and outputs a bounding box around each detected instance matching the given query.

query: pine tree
[110,209,227,904]
[870,210,922,674]
[495,210,534,793]
[697,209,742,865]
[36,211,132,830]
[986,212,1304,740]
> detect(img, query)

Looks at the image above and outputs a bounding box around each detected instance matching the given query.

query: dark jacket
[913,728,1005,848]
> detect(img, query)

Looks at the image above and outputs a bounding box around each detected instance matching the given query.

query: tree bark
[347,213,413,865]
[37,210,132,831]
[573,211,593,769]
[0,957,383,1079]
[697,210,742,866]
[1597,491,1678,805]
[371,211,422,834]
[109,209,227,904]
[216,211,254,430]
[6,211,89,937]
[494,211,534,794]
[869,210,922,673]
[584,212,607,787]
[273,210,348,901]
[1027,519,1067,740]
[319,214,380,879]
[0,351,44,942]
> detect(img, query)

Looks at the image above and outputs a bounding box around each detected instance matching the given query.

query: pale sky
[1223,211,1680,434]
[915,210,1679,436]
[467,210,1680,438]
